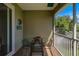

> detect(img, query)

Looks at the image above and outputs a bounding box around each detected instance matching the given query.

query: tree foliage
[55,16,73,34]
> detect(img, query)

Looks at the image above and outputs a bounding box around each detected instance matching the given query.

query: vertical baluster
[76,41,77,56]
[69,39,71,56]
[68,39,69,56]
[70,39,72,56]
[70,40,71,56]
[70,37,72,55]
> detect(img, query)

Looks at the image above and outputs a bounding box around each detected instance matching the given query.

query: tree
[55,16,72,34]
[69,20,73,31]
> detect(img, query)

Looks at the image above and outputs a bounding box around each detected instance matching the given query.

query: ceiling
[17,3,58,11]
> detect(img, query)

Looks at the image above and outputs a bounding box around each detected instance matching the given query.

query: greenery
[55,16,77,34]
[77,24,79,31]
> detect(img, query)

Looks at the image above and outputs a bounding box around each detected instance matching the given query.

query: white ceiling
[17,3,57,10]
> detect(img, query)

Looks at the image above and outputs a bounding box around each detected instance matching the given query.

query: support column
[72,3,77,56]
[52,14,55,47]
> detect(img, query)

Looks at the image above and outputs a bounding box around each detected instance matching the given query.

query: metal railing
[76,39,79,56]
[54,33,79,56]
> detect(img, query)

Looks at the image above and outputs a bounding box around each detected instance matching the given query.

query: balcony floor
[14,46,61,56]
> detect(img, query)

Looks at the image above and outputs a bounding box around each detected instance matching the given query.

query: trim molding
[4,3,16,56]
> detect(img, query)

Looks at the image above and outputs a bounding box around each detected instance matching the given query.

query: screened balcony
[0,3,79,56]
[13,3,79,56]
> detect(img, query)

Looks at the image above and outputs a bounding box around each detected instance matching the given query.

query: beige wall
[14,4,23,51]
[23,11,53,43]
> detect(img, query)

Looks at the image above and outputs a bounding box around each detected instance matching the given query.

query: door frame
[4,3,16,56]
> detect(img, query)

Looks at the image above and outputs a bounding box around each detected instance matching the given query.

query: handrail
[55,33,79,42]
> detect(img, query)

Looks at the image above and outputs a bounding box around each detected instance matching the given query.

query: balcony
[0,3,79,56]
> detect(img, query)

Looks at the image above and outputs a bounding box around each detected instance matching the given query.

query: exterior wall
[14,4,23,52]
[23,11,52,43]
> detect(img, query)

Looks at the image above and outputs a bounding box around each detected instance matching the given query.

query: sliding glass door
[0,3,7,55]
[0,3,12,56]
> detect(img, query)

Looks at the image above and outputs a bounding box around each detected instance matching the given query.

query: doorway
[0,3,12,56]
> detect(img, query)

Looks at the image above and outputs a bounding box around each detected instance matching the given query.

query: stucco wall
[14,4,23,51]
[23,11,52,43]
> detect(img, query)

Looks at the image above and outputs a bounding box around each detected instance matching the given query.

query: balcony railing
[54,33,79,56]
[76,39,79,56]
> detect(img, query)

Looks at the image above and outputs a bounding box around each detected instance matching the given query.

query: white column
[52,14,55,47]
[73,3,77,56]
